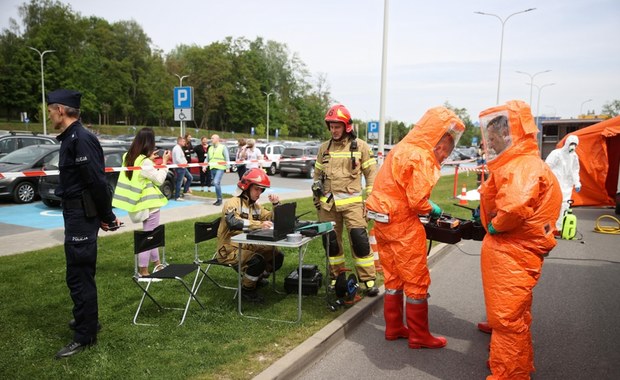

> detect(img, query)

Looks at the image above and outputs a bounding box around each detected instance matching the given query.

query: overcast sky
[2,0,619,125]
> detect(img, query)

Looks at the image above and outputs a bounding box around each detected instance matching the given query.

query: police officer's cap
[47,89,81,109]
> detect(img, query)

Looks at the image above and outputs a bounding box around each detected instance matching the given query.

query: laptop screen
[273,202,297,238]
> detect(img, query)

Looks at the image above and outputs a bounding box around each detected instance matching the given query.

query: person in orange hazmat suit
[365,106,465,349]
[478,100,562,380]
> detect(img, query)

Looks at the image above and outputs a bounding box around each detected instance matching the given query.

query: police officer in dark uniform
[47,89,120,359]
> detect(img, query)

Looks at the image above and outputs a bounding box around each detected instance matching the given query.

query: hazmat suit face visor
[480,111,513,162]
[433,123,464,165]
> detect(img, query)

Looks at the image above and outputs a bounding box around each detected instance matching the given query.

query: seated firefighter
[215,168,284,303]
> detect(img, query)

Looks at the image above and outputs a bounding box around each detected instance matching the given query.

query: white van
[256,143,285,175]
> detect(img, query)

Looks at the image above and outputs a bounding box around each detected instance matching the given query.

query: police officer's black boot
[54,338,96,359]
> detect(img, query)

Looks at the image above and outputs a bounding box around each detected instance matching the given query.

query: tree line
[0,0,334,139]
[0,0,490,145]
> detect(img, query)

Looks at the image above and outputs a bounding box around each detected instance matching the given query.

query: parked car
[0,144,59,203]
[279,145,319,178]
[256,143,285,175]
[0,131,57,158]
[39,146,175,207]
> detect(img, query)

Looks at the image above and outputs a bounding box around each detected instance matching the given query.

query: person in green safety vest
[113,128,169,277]
[207,134,230,206]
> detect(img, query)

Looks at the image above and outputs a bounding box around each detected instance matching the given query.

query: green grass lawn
[0,172,479,379]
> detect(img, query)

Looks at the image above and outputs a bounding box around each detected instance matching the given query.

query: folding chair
[132,224,204,326]
[194,219,238,298]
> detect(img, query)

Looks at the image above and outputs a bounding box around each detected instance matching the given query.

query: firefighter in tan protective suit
[216,168,284,304]
[314,104,379,296]
[365,107,465,349]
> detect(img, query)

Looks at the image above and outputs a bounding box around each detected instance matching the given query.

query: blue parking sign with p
[368,121,379,133]
[174,87,193,109]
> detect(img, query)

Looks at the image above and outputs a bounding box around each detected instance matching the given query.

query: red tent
[557,116,620,206]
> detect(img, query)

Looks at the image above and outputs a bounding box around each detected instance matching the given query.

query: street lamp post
[174,73,189,137]
[475,8,536,104]
[516,69,551,106]
[28,46,55,135]
[529,82,556,125]
[528,82,555,152]
[263,91,273,142]
[580,99,593,116]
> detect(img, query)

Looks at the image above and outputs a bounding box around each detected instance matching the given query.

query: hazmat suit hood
[401,106,465,161]
[563,134,579,153]
[479,100,539,167]
[366,106,465,218]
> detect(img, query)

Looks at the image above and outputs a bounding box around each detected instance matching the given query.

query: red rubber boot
[406,299,447,349]
[384,291,408,340]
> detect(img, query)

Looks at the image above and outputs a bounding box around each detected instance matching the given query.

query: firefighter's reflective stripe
[367,210,389,223]
[334,191,363,206]
[355,255,375,268]
[330,151,362,159]
[315,161,324,170]
[329,254,346,266]
[361,157,377,169]
[369,227,382,272]
[244,273,261,282]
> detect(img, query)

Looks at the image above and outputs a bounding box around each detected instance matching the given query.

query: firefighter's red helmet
[237,168,271,192]
[325,104,353,133]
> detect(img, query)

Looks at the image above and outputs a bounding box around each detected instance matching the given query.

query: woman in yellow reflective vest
[113,128,169,276]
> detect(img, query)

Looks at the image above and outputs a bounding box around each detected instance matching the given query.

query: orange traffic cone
[368,227,382,273]
[459,185,468,205]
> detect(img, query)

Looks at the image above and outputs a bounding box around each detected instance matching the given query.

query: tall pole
[174,73,189,137]
[28,47,55,135]
[263,91,273,142]
[516,69,551,106]
[580,98,592,116]
[531,82,556,126]
[378,0,389,163]
[475,8,536,104]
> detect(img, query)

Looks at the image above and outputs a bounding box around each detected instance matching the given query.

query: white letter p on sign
[177,89,188,107]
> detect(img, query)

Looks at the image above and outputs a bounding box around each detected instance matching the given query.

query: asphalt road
[296,207,620,380]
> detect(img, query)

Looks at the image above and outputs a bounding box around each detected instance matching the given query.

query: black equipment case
[423,216,486,244]
[284,264,323,295]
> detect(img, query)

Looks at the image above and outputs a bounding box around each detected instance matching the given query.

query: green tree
[443,101,478,146]
[602,100,620,117]
[0,0,333,131]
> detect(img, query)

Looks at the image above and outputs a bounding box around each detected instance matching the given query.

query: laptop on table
[246,202,297,241]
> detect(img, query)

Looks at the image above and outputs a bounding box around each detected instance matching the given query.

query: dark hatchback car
[0,144,60,203]
[39,146,175,207]
[278,145,319,178]
[0,131,57,158]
